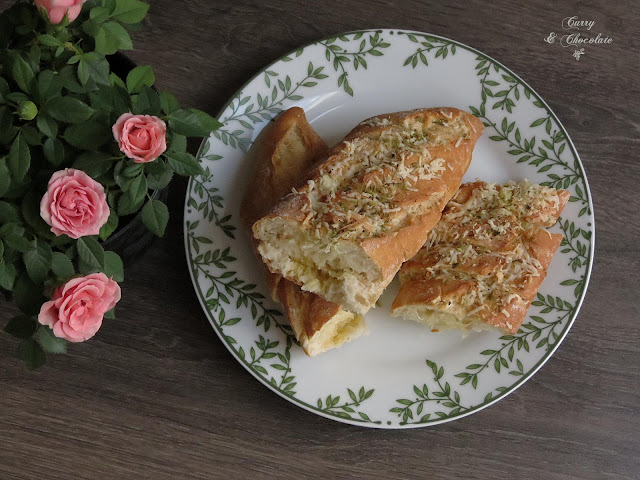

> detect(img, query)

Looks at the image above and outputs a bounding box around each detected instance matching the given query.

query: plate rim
[183,28,595,429]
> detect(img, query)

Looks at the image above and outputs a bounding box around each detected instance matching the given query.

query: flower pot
[101,187,168,265]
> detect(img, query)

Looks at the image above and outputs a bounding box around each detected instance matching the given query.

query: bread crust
[240,107,329,302]
[240,107,365,355]
[240,107,329,227]
[252,108,484,314]
[391,181,570,334]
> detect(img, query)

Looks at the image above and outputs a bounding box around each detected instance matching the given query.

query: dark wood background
[1,1,639,478]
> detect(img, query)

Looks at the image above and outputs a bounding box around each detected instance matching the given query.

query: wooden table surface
[1,1,639,478]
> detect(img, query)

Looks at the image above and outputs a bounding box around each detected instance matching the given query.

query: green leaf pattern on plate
[319,31,390,96]
[399,31,457,68]
[391,361,468,425]
[317,387,380,424]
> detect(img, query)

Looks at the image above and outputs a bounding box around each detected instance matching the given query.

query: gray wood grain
[1,0,639,478]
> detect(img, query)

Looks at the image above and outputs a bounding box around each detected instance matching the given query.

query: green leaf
[159,91,179,114]
[103,250,124,282]
[78,55,110,86]
[116,189,144,215]
[37,70,62,101]
[109,72,126,89]
[21,190,56,240]
[90,6,110,22]
[145,160,173,190]
[21,125,42,146]
[133,84,161,115]
[13,272,44,315]
[4,315,37,339]
[0,106,18,144]
[169,134,186,153]
[166,151,201,176]
[5,92,28,103]
[73,151,114,178]
[37,326,67,354]
[121,162,143,180]
[99,209,119,240]
[89,84,114,113]
[0,159,10,196]
[0,201,20,224]
[23,240,52,285]
[63,115,111,150]
[82,19,101,38]
[39,34,62,50]
[12,55,35,94]
[141,199,169,236]
[126,65,155,93]
[95,21,133,55]
[168,108,222,137]
[1,223,31,251]
[103,307,115,319]
[111,0,149,23]
[76,237,104,272]
[8,134,30,179]
[18,338,47,370]
[43,138,65,166]
[126,174,148,206]
[0,261,17,290]
[51,251,74,279]
[36,114,58,138]
[0,77,9,102]
[77,58,90,85]
[58,65,90,94]
[46,97,95,123]
[22,189,53,236]
[28,44,42,65]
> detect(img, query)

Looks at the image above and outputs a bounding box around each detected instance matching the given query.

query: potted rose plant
[0,0,221,368]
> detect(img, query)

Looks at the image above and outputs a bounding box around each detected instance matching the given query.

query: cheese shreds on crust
[302,119,465,244]
[391,180,570,334]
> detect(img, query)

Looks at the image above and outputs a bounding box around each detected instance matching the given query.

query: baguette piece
[391,180,570,334]
[240,107,367,356]
[252,108,484,315]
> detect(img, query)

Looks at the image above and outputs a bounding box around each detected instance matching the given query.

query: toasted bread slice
[240,107,367,356]
[252,108,484,315]
[391,180,570,334]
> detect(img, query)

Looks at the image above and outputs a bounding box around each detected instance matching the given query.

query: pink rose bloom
[35,0,87,24]
[40,168,110,239]
[38,273,121,343]
[112,113,167,163]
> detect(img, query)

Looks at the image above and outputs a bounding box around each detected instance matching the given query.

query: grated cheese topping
[409,180,564,321]
[425,180,562,248]
[359,117,392,128]
[297,113,470,243]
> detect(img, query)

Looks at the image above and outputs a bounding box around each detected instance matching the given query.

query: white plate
[184,30,594,428]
